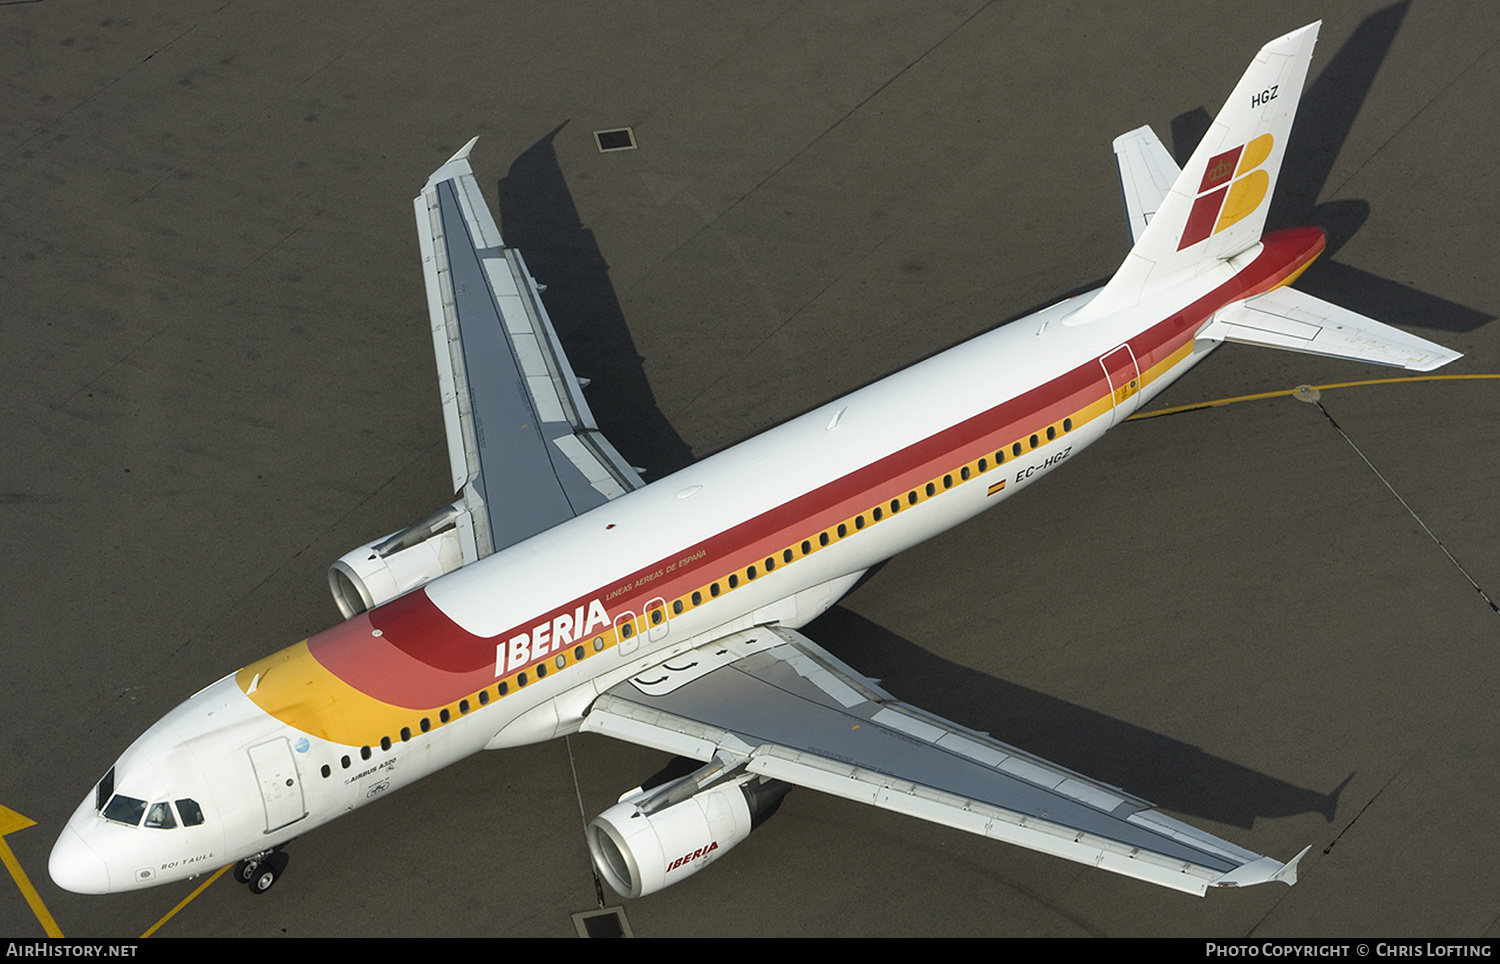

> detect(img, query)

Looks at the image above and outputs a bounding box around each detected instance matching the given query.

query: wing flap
[583,625,1300,896]
[1200,286,1463,372]
[747,743,1223,895]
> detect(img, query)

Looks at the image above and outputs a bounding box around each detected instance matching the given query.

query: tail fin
[1088,22,1321,314]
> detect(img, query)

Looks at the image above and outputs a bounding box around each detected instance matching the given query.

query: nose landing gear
[234,849,290,895]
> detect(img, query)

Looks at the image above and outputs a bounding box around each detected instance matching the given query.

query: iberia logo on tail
[1177,133,1273,250]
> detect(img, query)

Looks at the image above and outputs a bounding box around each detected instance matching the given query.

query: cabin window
[855,515,865,530]
[499,681,509,695]
[459,699,470,714]
[784,549,794,564]
[439,709,450,723]
[711,583,720,597]
[943,475,952,489]
[747,566,757,580]
[837,524,847,538]
[1047,426,1056,440]
[872,507,882,521]
[728,574,739,588]
[820,533,830,546]
[651,608,663,624]
[891,499,901,513]
[421,716,432,731]
[593,636,605,652]
[319,765,331,779]
[978,458,987,472]
[673,600,684,615]
[804,540,814,554]
[537,663,547,678]
[380,736,392,751]
[1064,417,1073,432]
[1012,443,1022,457]
[517,672,528,687]
[1030,434,1039,449]
[765,557,775,571]
[692,591,702,606]
[996,450,1005,464]
[556,654,567,669]
[621,622,634,638]
[340,756,350,770]
[961,466,970,480]
[361,746,372,761]
[908,491,918,505]
[478,690,489,705]
[400,727,411,742]
[925,482,935,497]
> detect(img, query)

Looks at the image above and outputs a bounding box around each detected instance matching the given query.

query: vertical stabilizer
[1083,22,1320,316]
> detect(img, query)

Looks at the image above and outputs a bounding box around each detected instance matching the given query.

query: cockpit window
[176,798,205,827]
[144,801,177,829]
[95,768,115,812]
[101,794,147,826]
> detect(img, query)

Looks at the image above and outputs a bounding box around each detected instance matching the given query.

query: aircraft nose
[49,825,110,895]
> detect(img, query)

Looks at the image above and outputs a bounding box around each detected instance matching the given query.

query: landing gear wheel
[247,852,289,895]
[233,859,259,884]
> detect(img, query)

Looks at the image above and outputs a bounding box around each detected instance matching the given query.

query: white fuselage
[50,253,1253,895]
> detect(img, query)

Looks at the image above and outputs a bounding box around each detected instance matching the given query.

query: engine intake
[328,504,468,617]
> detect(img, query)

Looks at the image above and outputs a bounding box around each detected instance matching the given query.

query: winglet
[424,136,483,191]
[1276,845,1312,885]
[1213,844,1311,888]
[446,135,481,165]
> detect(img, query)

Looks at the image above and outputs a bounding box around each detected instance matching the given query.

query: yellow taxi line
[140,863,232,938]
[0,804,63,938]
[1129,374,1500,420]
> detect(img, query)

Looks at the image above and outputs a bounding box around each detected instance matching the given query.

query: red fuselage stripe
[307,227,1326,708]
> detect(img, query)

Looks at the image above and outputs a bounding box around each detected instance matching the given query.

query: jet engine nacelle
[587,771,790,898]
[328,504,468,618]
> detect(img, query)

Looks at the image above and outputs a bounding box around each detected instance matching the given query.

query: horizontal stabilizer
[1113,126,1181,245]
[1199,286,1463,372]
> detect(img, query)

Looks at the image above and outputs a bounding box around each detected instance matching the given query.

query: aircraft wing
[1200,286,1464,372]
[415,139,644,559]
[581,624,1307,896]
[1112,126,1181,244]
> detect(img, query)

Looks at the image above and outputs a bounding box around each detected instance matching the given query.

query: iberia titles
[495,598,611,676]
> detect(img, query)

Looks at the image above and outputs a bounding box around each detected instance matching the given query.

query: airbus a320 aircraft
[51,22,1459,903]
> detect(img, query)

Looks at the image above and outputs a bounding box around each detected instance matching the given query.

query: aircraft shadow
[496,125,698,481]
[805,605,1343,830]
[1175,1,1488,336]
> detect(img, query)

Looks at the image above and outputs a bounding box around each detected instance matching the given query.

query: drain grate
[593,128,637,153]
[572,906,632,938]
